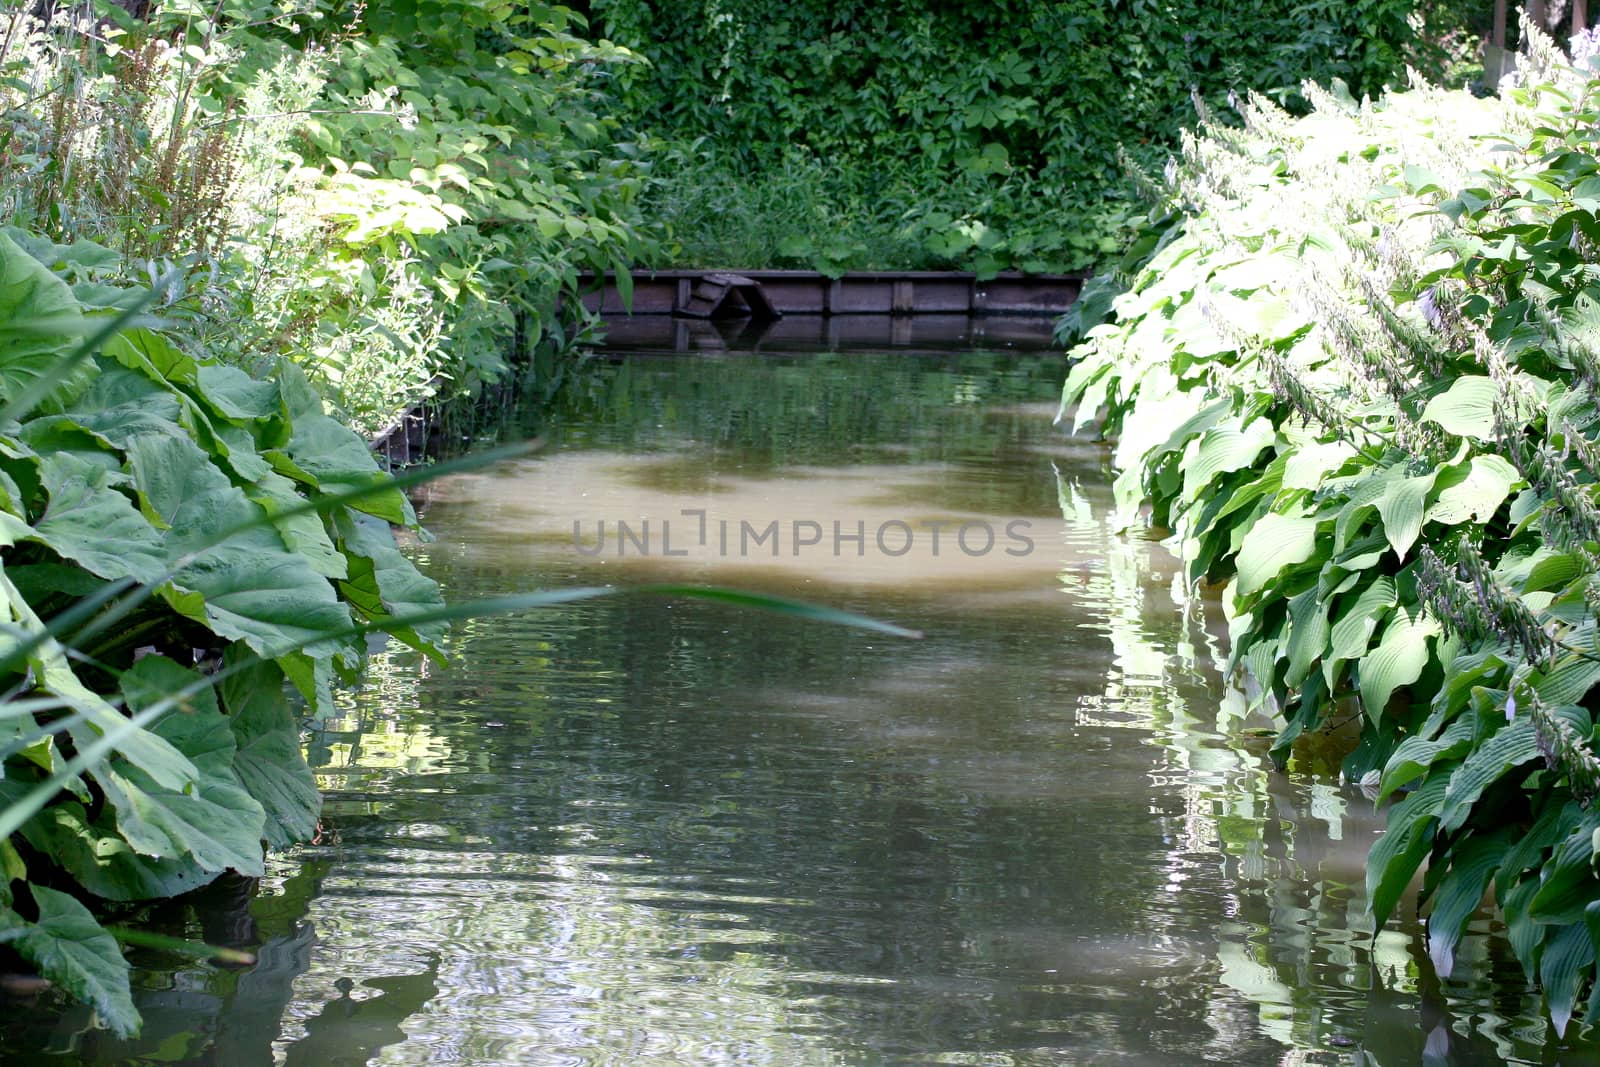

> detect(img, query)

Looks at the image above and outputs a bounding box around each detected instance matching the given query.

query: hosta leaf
[1181,420,1276,503]
[1379,717,1473,800]
[1534,656,1600,705]
[221,648,320,849]
[1421,375,1498,440]
[1541,919,1595,1038]
[1283,439,1357,490]
[1375,469,1436,561]
[1326,576,1397,677]
[1426,829,1512,979]
[1531,811,1600,926]
[1284,587,1330,688]
[1497,800,1584,898]
[1234,513,1320,597]
[0,887,137,1037]
[1368,773,1447,927]
[1358,606,1438,723]
[1503,876,1543,982]
[1439,719,1541,833]
[1426,455,1517,526]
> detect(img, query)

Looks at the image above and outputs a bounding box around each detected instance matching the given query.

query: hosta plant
[1062,27,1600,1034]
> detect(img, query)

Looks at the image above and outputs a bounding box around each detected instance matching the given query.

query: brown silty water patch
[421,451,1123,594]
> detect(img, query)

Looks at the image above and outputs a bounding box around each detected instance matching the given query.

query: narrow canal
[4,348,1590,1065]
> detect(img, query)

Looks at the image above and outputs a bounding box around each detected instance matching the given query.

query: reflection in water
[2,350,1595,1065]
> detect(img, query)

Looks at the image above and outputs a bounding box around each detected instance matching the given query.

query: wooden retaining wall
[575,269,1082,318]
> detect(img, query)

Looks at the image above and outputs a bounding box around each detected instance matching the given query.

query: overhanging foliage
[1062,29,1600,1033]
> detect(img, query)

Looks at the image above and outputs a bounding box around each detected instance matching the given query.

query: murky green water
[5,350,1596,1065]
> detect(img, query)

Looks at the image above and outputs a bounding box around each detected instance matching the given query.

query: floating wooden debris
[676,272,783,321]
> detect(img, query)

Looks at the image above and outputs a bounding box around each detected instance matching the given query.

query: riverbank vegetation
[2,0,654,434]
[0,0,655,1035]
[592,0,1486,275]
[1060,24,1600,1033]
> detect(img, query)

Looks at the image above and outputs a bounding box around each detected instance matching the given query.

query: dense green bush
[1061,29,1600,1033]
[0,0,653,432]
[596,0,1433,274]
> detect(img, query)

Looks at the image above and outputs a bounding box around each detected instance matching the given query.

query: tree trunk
[1493,0,1508,48]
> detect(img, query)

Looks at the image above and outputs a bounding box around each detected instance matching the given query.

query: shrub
[0,1,654,433]
[1061,28,1600,1033]
[597,0,1442,274]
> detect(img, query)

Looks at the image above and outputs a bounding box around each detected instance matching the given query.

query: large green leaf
[125,433,355,662]
[31,452,166,584]
[1541,919,1595,1038]
[96,764,265,878]
[1438,719,1542,833]
[1284,587,1330,688]
[1426,829,1512,979]
[221,648,320,849]
[1426,455,1517,526]
[334,511,447,658]
[1503,877,1543,983]
[194,363,281,423]
[1325,576,1397,685]
[1368,773,1448,927]
[1421,375,1498,440]
[1358,606,1438,723]
[280,413,416,525]
[248,470,347,580]
[1180,420,1276,503]
[0,233,92,406]
[1531,813,1600,926]
[1234,512,1320,597]
[1379,716,1473,799]
[88,657,268,878]
[0,568,198,795]
[1374,469,1436,560]
[0,886,138,1037]
[19,801,220,901]
[57,364,186,448]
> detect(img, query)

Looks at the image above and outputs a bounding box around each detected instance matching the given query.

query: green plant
[0,227,450,1034]
[1059,28,1600,1033]
[0,0,658,434]
[597,0,1446,274]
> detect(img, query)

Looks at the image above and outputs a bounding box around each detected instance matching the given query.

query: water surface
[3,349,1592,1065]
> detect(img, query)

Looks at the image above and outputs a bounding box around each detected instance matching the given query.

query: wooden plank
[891,279,914,315]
